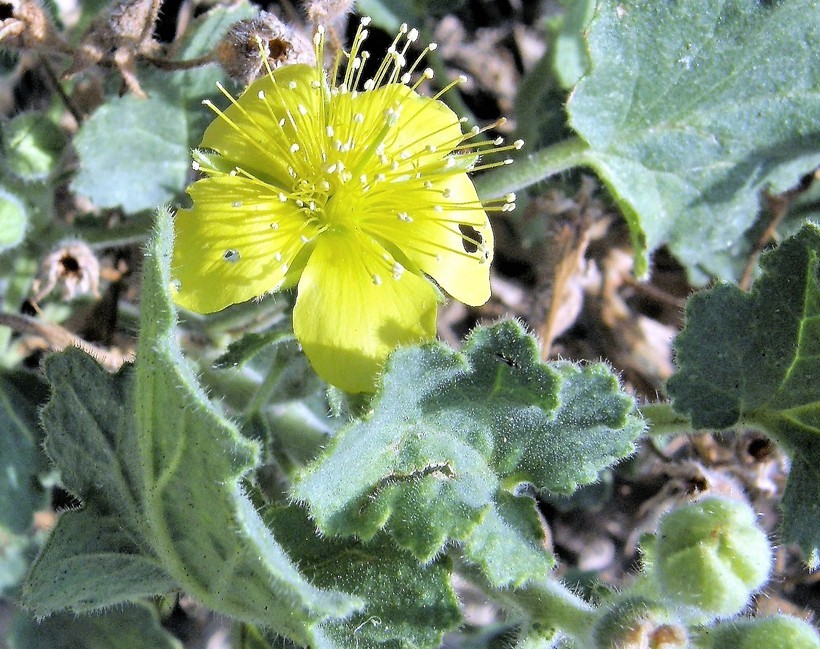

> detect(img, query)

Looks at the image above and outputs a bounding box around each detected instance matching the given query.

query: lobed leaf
[267,505,461,649]
[294,320,643,584]
[668,225,820,565]
[567,0,820,280]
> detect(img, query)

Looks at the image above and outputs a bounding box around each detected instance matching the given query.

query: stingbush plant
[0,1,818,648]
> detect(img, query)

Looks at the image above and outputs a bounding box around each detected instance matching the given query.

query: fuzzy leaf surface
[135,209,359,640]
[267,505,461,649]
[23,210,359,643]
[668,225,820,565]
[294,321,642,581]
[0,370,49,535]
[70,3,255,213]
[568,0,820,279]
[9,604,181,649]
[22,350,175,615]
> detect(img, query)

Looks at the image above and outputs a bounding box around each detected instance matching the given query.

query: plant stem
[457,561,598,644]
[638,402,694,437]
[244,350,286,415]
[475,137,590,200]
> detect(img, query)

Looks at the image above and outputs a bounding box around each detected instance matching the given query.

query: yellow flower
[172,20,519,392]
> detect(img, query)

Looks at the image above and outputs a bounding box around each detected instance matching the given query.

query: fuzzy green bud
[653,497,771,621]
[593,597,688,649]
[696,615,820,649]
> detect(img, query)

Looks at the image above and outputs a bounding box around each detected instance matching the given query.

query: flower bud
[653,497,771,621]
[593,597,687,649]
[697,614,820,649]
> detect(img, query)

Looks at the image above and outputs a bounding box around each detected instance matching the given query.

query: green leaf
[213,325,295,369]
[294,321,642,579]
[567,0,820,279]
[0,188,28,252]
[9,604,182,649]
[70,94,189,213]
[0,370,49,535]
[667,224,820,564]
[135,208,359,641]
[22,350,177,615]
[70,2,255,213]
[23,209,359,644]
[551,0,594,90]
[2,112,66,181]
[267,505,461,649]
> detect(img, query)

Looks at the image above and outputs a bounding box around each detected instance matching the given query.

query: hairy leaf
[23,209,359,644]
[294,321,642,583]
[568,0,820,279]
[9,604,181,649]
[267,505,461,649]
[668,225,820,565]
[0,370,49,535]
[70,2,255,213]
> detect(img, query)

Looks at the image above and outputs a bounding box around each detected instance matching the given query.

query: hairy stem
[475,137,590,200]
[639,402,694,437]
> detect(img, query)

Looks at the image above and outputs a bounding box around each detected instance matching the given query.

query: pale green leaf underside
[70,2,255,214]
[294,320,642,582]
[568,0,820,279]
[668,225,820,563]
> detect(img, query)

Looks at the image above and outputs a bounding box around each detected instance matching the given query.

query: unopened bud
[696,614,820,649]
[593,597,687,649]
[652,497,771,622]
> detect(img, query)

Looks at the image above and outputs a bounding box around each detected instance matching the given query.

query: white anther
[290,143,300,153]
[257,90,266,99]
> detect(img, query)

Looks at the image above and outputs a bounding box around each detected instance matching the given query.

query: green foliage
[23,210,359,645]
[0,189,28,252]
[71,2,256,213]
[667,225,820,565]
[9,604,182,649]
[294,320,642,579]
[2,112,66,181]
[0,370,49,536]
[566,0,820,279]
[267,505,461,649]
[2,0,818,646]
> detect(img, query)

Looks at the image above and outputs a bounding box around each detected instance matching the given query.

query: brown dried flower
[31,239,101,304]
[214,10,313,87]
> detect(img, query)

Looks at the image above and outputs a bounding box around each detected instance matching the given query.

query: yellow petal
[362,172,493,306]
[328,85,464,177]
[201,64,323,184]
[292,229,438,393]
[171,174,312,314]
